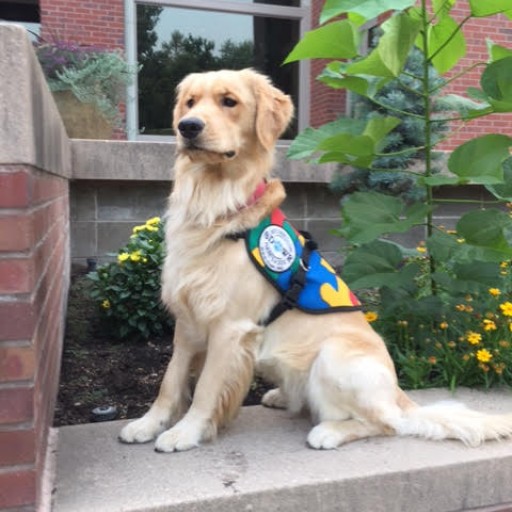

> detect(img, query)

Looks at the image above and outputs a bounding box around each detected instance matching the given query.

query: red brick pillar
[0,166,70,510]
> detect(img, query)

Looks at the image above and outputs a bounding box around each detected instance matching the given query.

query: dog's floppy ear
[250,71,294,150]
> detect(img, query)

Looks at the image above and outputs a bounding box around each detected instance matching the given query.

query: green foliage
[36,40,137,126]
[330,46,449,202]
[286,0,512,388]
[88,217,174,341]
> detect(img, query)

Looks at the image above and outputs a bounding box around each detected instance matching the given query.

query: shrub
[88,217,173,341]
[285,0,512,388]
[362,246,512,389]
[35,39,137,125]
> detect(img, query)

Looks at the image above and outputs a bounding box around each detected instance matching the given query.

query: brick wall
[440,5,512,150]
[39,0,124,49]
[309,0,348,127]
[0,165,70,510]
[307,0,512,144]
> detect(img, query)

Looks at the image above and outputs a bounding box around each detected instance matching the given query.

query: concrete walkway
[51,388,512,512]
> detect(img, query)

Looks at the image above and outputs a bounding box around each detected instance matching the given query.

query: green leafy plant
[36,39,138,125]
[331,46,449,202]
[285,0,512,388]
[88,217,174,341]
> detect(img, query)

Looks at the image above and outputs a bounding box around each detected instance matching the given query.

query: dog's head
[173,69,294,162]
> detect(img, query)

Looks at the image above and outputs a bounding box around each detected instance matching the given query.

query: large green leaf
[481,57,512,105]
[338,191,431,243]
[453,261,502,288]
[287,118,366,160]
[447,134,512,185]
[469,0,512,18]
[435,93,492,120]
[487,40,512,62]
[343,239,419,290]
[320,0,417,24]
[363,116,402,149]
[317,62,390,96]
[457,209,512,258]
[427,230,469,263]
[347,12,421,78]
[428,13,466,74]
[284,20,359,64]
[486,157,512,201]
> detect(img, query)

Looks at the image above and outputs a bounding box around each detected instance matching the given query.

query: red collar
[245,180,267,208]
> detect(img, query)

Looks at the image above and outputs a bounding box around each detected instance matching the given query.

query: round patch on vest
[258,225,296,273]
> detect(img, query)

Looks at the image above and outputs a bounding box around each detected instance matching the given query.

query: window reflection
[136,5,299,137]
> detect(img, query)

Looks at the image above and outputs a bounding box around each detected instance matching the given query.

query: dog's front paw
[154,416,214,453]
[261,388,287,409]
[307,423,343,450]
[119,414,169,444]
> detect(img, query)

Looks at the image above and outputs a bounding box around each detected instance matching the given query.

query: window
[125,0,310,140]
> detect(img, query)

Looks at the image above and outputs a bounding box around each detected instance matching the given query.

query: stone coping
[51,388,512,512]
[71,140,338,183]
[0,24,71,177]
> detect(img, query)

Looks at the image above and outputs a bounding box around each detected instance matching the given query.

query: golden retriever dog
[119,69,512,452]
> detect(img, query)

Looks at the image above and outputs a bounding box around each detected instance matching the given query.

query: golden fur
[120,69,512,452]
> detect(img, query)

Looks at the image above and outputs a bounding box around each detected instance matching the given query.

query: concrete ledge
[52,388,512,512]
[0,24,71,177]
[71,140,338,183]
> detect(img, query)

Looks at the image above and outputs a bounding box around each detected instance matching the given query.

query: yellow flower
[488,288,501,297]
[364,311,378,323]
[455,304,466,312]
[499,301,512,317]
[146,216,161,226]
[476,348,493,363]
[466,331,482,345]
[500,261,509,269]
[416,246,427,254]
[457,238,465,244]
[117,252,129,263]
[439,321,449,330]
[145,225,158,232]
[482,319,497,332]
[101,299,111,309]
[447,341,456,348]
[130,250,142,262]
[132,225,145,234]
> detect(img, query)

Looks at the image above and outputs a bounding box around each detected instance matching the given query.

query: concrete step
[51,388,512,512]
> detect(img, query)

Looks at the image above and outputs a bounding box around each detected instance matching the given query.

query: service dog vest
[243,209,362,323]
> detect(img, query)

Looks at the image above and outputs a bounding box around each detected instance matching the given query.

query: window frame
[124,0,311,141]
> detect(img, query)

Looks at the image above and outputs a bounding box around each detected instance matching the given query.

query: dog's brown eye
[222,97,237,108]
[186,98,195,108]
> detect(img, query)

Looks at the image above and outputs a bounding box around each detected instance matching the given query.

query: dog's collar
[243,180,267,210]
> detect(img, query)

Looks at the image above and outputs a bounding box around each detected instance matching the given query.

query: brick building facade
[33,0,512,148]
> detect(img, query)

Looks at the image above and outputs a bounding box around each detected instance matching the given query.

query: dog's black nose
[178,118,205,140]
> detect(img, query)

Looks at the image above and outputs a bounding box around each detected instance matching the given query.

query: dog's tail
[389,396,512,446]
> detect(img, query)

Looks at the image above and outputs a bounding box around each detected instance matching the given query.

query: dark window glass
[136,4,299,137]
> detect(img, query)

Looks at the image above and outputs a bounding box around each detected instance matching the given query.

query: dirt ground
[53,271,271,427]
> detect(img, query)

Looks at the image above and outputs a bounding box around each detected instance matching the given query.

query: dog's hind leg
[306,340,399,449]
[119,320,201,444]
[307,419,385,449]
[154,319,259,452]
